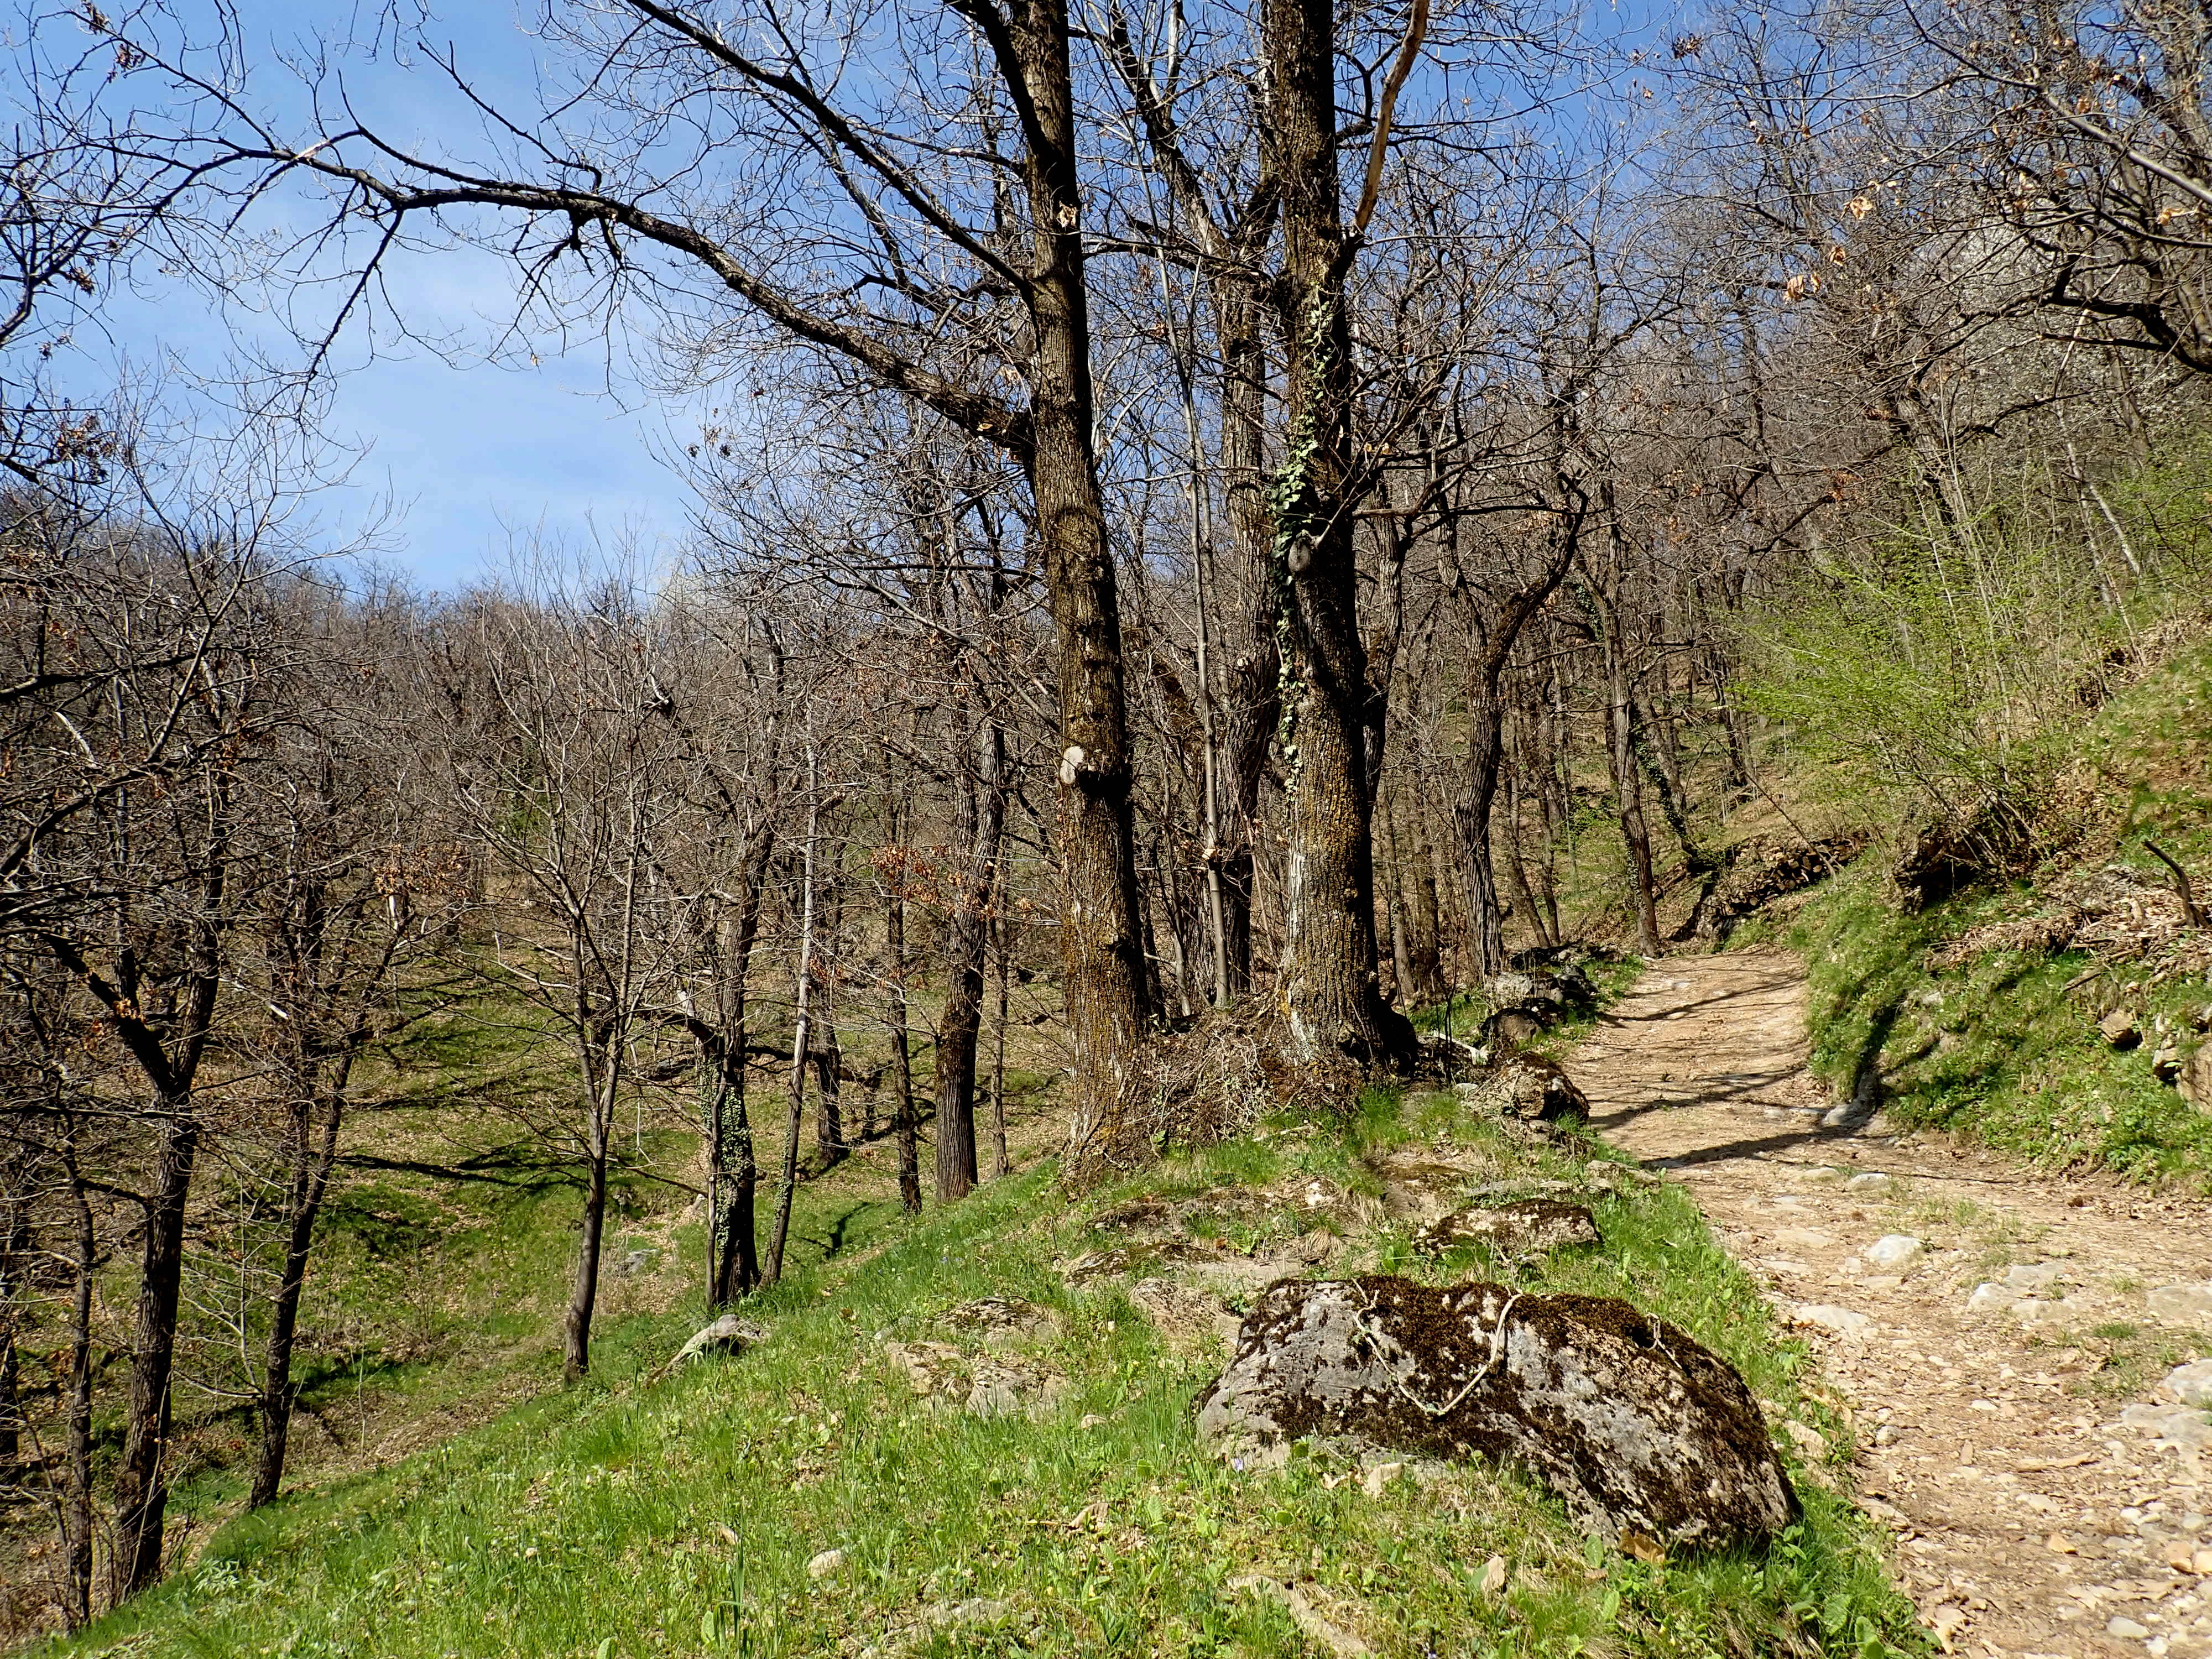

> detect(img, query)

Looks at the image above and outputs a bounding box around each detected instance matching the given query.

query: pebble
[1845,1172,1894,1191]
[807,1548,847,1578]
[2109,1614,2151,1639]
[1862,1235,1923,1271]
[1793,1303,1872,1338]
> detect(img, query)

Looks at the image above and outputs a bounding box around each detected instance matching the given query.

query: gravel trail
[1577,952,2212,1659]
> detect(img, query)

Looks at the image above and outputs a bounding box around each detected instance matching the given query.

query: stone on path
[2164,1359,2212,1407]
[1791,1303,1872,1339]
[2147,1282,2212,1325]
[1198,1276,1797,1550]
[2118,1402,2212,1451]
[1861,1235,1923,1271]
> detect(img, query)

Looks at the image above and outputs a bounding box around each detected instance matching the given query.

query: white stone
[1863,1235,1923,1271]
[807,1548,847,1578]
[1967,1282,2011,1314]
[2004,1262,2062,1293]
[2108,1614,2151,1640]
[2166,1361,2212,1407]
[2150,1284,2212,1326]
[2120,1403,2212,1451]
[1793,1303,1872,1338]
[1845,1172,1894,1191]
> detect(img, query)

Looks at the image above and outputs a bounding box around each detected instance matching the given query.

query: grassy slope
[58,1068,1922,1659]
[1787,635,2212,1188]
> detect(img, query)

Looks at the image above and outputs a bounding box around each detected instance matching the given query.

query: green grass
[54,1077,1924,1659]
[1790,858,2212,1188]
[1776,623,2212,1187]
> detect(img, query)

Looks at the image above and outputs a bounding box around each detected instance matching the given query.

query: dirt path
[1577,952,2212,1659]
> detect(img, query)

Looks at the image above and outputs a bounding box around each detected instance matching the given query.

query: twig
[2145,837,2205,928]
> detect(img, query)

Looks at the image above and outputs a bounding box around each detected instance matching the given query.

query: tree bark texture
[1265,0,1406,1066]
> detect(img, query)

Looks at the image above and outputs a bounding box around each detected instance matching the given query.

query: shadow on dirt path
[1578,952,2212,1659]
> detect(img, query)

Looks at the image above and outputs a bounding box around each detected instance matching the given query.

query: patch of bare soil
[1580,952,2212,1659]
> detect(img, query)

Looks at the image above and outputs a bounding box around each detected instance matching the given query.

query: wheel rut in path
[1575,952,2212,1659]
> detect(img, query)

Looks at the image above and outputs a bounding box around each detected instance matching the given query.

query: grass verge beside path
[59,1069,1923,1659]
[1791,863,2212,1189]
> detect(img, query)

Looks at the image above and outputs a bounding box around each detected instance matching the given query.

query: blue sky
[43,0,694,592]
[29,0,1676,590]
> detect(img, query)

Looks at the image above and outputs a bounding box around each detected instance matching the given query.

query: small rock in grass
[673,1313,768,1366]
[2108,1614,2151,1639]
[1414,1199,1600,1262]
[2163,1360,2212,1407]
[1781,1420,1827,1460]
[1478,1554,1508,1595]
[1228,1575,1373,1658]
[1078,1412,1108,1430]
[1844,1171,1894,1192]
[806,1548,847,1578]
[1361,1460,1407,1498]
[1862,1235,1923,1271]
[2100,1008,2142,1050]
[1792,1304,1872,1339]
[943,1296,1065,1351]
[2148,1283,2212,1325]
[923,1598,1013,1630]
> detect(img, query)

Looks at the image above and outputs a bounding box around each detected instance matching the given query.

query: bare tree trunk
[65,1162,94,1627]
[879,775,922,1216]
[0,1194,24,1466]
[989,903,1013,1179]
[1592,576,1662,955]
[1500,764,1553,950]
[769,762,822,1284]
[935,716,1004,1201]
[1213,289,1277,1002]
[712,831,772,1303]
[248,1072,346,1509]
[562,1053,613,1381]
[110,1098,198,1600]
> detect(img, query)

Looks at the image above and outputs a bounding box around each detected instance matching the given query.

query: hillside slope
[52,1068,1916,1659]
[1784,632,2212,1187]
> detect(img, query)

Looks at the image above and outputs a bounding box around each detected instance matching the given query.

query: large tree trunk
[248,1071,346,1510]
[111,1100,199,1600]
[1265,0,1407,1067]
[1011,0,1152,1151]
